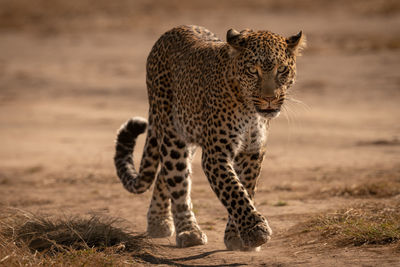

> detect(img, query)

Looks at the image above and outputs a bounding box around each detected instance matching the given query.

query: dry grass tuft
[273,200,288,207]
[319,181,400,199]
[295,202,400,247]
[0,208,160,266]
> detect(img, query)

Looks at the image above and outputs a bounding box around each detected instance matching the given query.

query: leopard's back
[146,25,229,143]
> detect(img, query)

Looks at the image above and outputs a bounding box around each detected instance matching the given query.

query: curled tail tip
[114,116,154,194]
[117,117,148,139]
[126,117,148,136]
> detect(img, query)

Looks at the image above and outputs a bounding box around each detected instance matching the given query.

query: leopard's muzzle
[252,94,285,118]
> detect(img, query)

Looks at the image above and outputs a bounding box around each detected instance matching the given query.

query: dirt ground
[1,0,400,266]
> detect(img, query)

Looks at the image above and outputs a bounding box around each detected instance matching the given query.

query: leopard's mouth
[255,106,281,118]
[251,95,284,118]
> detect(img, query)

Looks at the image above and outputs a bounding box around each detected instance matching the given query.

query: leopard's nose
[261,75,278,98]
[261,82,278,98]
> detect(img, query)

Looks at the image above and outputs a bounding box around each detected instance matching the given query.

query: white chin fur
[263,111,280,118]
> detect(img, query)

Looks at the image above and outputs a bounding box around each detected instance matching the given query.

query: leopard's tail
[114,117,159,194]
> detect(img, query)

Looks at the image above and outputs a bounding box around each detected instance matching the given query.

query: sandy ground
[1,0,400,266]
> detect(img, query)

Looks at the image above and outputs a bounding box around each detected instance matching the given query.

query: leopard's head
[227,28,306,118]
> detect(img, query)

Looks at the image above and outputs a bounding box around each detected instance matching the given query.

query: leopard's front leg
[224,151,267,251]
[201,148,272,249]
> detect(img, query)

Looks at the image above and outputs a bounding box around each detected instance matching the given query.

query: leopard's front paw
[240,221,272,248]
[224,233,261,251]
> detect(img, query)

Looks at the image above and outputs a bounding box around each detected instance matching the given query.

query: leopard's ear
[227,29,246,50]
[286,31,306,55]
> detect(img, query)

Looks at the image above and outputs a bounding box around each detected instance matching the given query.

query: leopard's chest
[240,116,269,153]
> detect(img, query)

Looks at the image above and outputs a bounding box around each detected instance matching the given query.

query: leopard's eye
[277,65,287,73]
[247,66,258,75]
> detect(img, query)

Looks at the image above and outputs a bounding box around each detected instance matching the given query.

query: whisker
[285,96,311,112]
[283,102,297,122]
[281,105,292,126]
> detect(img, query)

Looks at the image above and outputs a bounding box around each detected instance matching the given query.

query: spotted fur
[114,25,305,250]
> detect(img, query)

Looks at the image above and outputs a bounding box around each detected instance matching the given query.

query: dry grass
[273,200,288,207]
[0,208,160,266]
[319,181,400,199]
[357,138,400,146]
[294,202,400,248]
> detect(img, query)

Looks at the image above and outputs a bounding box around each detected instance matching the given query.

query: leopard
[114,25,305,251]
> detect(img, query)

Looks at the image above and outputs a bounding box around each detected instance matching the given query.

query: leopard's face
[227,29,305,118]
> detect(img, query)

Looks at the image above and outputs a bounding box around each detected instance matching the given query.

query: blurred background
[1,0,399,166]
[0,0,399,264]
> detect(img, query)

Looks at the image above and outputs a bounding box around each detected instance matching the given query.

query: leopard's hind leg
[147,173,175,238]
[158,131,207,248]
[146,120,175,238]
